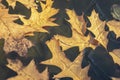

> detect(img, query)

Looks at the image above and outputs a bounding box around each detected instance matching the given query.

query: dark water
[72,0,120,20]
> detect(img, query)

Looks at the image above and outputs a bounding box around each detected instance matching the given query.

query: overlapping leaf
[87,10,120,65]
[41,38,90,80]
[0,0,120,80]
[6,0,37,8]
[54,9,96,51]
[0,0,59,56]
[0,7,34,55]
[7,59,49,80]
[20,0,59,32]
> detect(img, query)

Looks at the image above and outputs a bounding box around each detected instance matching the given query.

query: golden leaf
[0,8,35,39]
[66,9,86,34]
[0,8,34,55]
[87,10,120,65]
[0,0,59,55]
[107,20,120,38]
[54,29,93,51]
[87,10,108,48]
[41,38,90,80]
[7,59,49,80]
[54,9,96,51]
[20,0,59,33]
[6,0,37,9]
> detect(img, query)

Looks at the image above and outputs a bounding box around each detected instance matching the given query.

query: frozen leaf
[41,38,90,80]
[7,59,49,80]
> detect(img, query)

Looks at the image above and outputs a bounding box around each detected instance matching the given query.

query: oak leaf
[41,38,90,80]
[107,20,120,38]
[6,0,37,9]
[87,10,120,65]
[19,0,59,33]
[54,29,92,51]
[0,7,34,55]
[66,9,86,34]
[0,0,59,55]
[54,9,97,51]
[0,7,36,39]
[87,10,108,48]
[7,59,49,80]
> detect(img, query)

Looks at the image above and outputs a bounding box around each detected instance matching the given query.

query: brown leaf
[4,37,33,56]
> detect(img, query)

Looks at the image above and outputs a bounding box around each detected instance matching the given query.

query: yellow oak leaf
[41,38,90,80]
[87,10,108,48]
[19,0,59,33]
[53,9,96,51]
[54,28,94,51]
[66,9,86,35]
[40,0,53,10]
[7,59,49,80]
[0,8,35,40]
[6,0,37,9]
[87,10,103,32]
[0,0,58,55]
[110,50,120,65]
[0,8,35,55]
[107,20,120,38]
[87,10,120,65]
